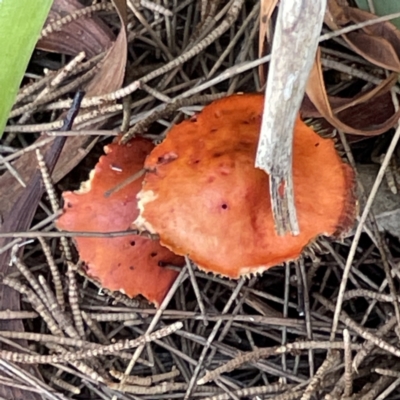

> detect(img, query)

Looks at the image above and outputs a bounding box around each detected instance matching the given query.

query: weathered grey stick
[256,0,327,236]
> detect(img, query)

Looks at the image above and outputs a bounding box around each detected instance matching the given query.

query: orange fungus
[135,94,356,278]
[56,138,184,306]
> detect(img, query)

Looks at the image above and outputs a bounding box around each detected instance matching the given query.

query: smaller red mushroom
[134,94,356,278]
[56,138,184,306]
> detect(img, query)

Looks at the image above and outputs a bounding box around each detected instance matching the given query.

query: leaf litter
[1,0,400,399]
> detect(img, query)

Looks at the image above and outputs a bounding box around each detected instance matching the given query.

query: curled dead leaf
[258,0,279,84]
[326,0,400,72]
[85,0,127,95]
[305,49,400,136]
[37,0,114,57]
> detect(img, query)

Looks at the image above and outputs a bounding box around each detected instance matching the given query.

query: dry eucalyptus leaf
[302,91,399,141]
[85,0,127,95]
[355,0,400,30]
[258,0,279,84]
[305,49,400,136]
[331,73,398,114]
[302,0,400,136]
[326,0,400,72]
[37,0,114,57]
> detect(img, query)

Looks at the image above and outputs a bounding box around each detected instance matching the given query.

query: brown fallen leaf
[301,0,400,135]
[37,0,114,57]
[302,90,399,139]
[326,0,400,72]
[85,0,127,94]
[305,49,400,136]
[328,71,398,114]
[258,0,279,84]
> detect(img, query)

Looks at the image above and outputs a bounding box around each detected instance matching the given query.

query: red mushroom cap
[56,138,184,306]
[135,94,356,278]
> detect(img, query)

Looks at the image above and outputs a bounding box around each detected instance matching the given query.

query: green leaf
[0,0,53,137]
[355,0,400,30]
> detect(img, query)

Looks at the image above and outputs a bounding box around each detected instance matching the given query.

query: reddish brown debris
[57,138,183,306]
[135,94,356,278]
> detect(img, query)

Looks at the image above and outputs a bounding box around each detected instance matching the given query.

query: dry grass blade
[0,322,182,363]
[198,340,362,386]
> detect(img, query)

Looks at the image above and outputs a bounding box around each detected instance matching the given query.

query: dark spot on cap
[208,176,215,183]
[157,152,178,165]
